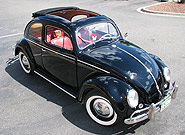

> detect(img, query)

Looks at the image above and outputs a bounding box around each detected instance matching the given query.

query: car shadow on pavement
[5,59,149,135]
[62,103,149,135]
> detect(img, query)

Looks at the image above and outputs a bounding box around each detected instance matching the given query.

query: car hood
[80,40,162,95]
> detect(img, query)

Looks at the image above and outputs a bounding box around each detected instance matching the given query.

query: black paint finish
[15,7,170,121]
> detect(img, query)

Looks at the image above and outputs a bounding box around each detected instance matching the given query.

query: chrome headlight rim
[127,89,139,108]
[163,67,170,82]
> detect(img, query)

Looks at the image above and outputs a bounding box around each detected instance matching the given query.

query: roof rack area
[32,7,100,22]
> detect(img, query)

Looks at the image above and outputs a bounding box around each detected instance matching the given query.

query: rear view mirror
[124,32,128,39]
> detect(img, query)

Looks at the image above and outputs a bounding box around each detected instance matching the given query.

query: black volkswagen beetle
[14,7,178,126]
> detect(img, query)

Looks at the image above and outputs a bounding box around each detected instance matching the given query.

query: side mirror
[124,33,128,39]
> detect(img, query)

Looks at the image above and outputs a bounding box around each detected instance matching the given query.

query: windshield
[76,22,119,49]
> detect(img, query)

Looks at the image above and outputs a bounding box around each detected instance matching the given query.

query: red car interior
[49,9,100,21]
[77,30,102,49]
[32,33,41,40]
[46,28,72,50]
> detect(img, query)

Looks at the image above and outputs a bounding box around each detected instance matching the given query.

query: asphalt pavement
[0,0,185,135]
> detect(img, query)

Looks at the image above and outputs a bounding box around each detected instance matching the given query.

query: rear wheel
[18,50,34,74]
[85,91,118,126]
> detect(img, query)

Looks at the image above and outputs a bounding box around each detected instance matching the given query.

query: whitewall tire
[85,92,118,126]
[18,50,33,74]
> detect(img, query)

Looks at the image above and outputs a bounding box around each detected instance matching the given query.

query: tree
[178,0,185,3]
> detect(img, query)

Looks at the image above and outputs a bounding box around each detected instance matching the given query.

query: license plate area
[160,96,171,112]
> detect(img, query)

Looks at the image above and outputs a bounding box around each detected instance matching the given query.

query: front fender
[15,39,35,64]
[150,54,170,89]
[78,76,133,112]
[149,54,167,70]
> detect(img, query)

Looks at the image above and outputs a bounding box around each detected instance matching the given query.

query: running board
[34,70,76,99]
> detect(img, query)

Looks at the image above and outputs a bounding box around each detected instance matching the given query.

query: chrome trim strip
[34,71,76,99]
[78,59,110,74]
[117,47,161,96]
[124,81,178,125]
[26,38,75,61]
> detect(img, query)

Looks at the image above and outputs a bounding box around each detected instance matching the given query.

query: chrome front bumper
[124,81,178,125]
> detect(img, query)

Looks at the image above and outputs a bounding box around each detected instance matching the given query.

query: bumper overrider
[124,81,178,125]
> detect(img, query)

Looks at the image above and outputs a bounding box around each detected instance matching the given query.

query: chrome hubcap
[19,51,31,73]
[86,95,117,126]
[93,99,113,118]
[21,55,30,70]
[22,56,29,66]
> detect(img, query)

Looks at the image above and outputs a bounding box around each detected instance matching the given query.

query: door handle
[42,48,46,52]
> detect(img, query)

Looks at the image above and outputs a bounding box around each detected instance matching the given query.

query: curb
[139,2,185,17]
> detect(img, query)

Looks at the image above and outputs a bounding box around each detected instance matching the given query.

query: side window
[29,23,42,40]
[46,26,73,50]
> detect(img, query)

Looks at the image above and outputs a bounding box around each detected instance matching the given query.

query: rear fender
[78,76,133,112]
[15,39,35,63]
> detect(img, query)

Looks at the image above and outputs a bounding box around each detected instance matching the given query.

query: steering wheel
[99,33,112,40]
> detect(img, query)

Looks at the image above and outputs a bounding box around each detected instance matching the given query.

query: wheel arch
[15,39,35,64]
[78,76,133,112]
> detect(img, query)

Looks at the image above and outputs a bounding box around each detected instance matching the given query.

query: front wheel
[85,91,118,126]
[18,50,34,74]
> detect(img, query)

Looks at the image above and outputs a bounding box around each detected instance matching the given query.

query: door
[42,25,77,87]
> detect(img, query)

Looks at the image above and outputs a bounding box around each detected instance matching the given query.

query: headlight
[163,67,170,82]
[127,89,139,108]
